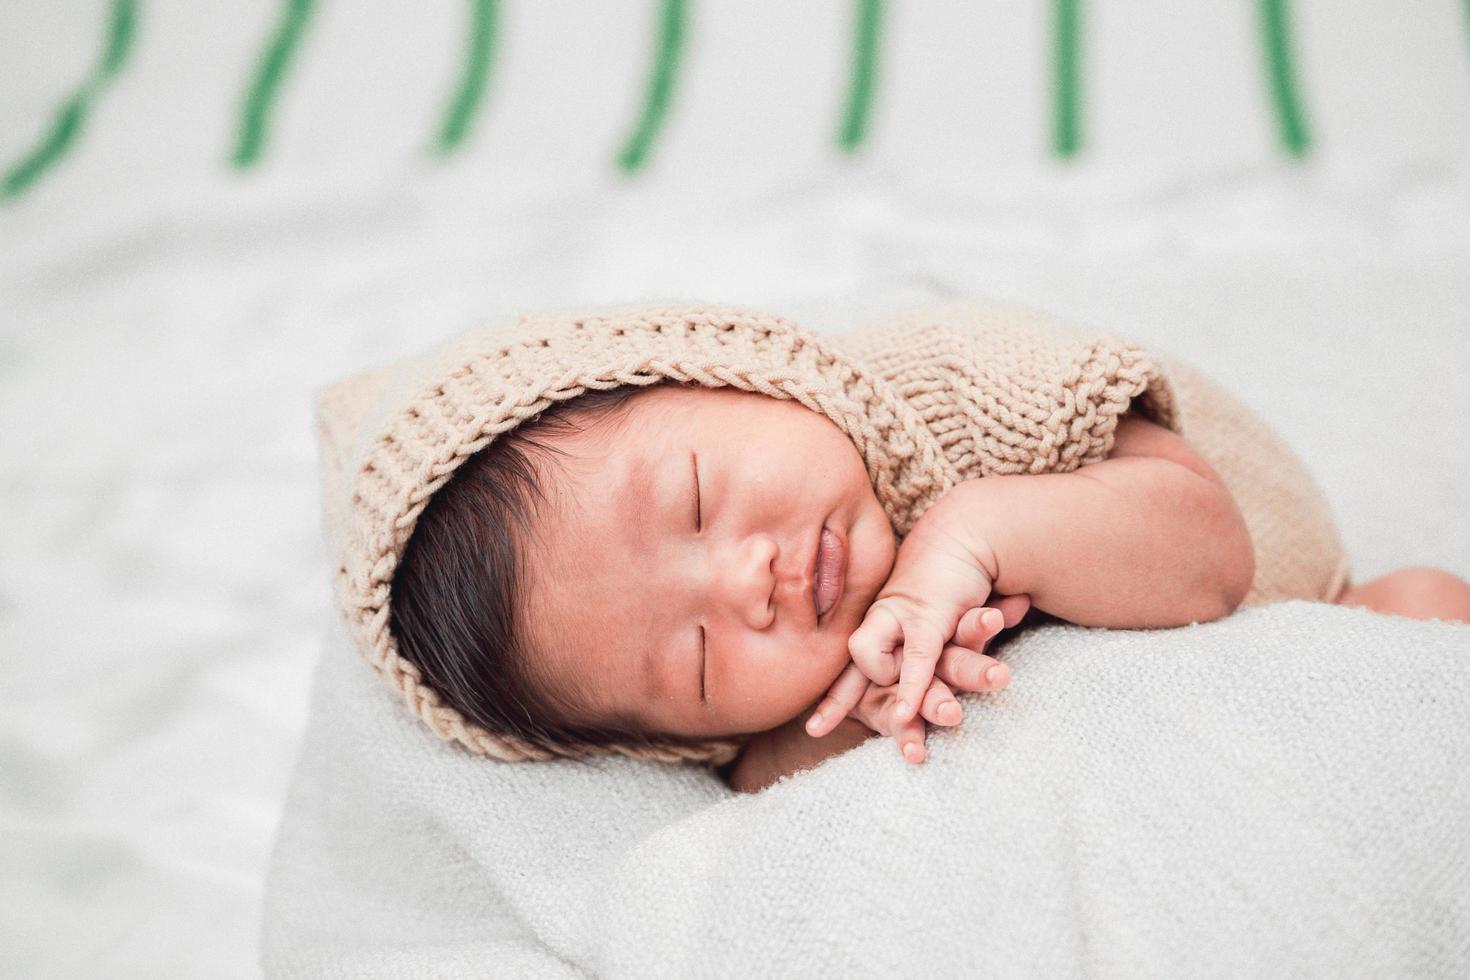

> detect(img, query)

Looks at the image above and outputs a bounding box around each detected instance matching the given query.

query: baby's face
[522,384,897,740]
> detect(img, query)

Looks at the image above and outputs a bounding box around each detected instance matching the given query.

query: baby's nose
[716,533,780,630]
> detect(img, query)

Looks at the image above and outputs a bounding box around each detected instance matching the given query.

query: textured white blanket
[262,600,1470,977]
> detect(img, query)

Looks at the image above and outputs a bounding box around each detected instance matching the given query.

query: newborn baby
[386,379,1470,794]
[321,301,1468,794]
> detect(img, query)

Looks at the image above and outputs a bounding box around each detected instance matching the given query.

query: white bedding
[3,2,1469,976]
[263,601,1470,978]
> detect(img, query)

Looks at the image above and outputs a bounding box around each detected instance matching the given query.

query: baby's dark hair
[390,384,679,764]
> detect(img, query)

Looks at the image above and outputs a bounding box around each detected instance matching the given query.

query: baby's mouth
[813,526,846,620]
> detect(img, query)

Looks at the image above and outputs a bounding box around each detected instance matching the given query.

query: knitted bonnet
[315,299,1346,769]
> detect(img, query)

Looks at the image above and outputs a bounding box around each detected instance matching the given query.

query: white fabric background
[2,1,1468,976]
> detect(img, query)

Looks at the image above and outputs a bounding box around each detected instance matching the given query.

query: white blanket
[262,600,1470,977]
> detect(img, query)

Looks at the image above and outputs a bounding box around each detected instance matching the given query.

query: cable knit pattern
[314,299,1345,767]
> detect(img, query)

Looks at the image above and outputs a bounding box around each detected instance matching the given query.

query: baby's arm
[834,413,1255,741]
[955,413,1254,628]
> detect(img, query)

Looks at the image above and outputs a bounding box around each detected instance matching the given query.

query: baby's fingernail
[941,702,961,724]
[983,609,1002,629]
[806,712,822,733]
[903,743,924,764]
[985,664,1009,686]
[895,699,910,718]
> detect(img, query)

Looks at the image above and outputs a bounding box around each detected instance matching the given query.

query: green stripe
[2,0,138,202]
[616,0,687,174]
[1258,0,1311,158]
[232,0,317,168]
[435,0,500,156]
[1051,0,1082,159]
[837,0,883,153]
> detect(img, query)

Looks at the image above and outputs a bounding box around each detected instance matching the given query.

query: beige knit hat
[315,300,1346,768]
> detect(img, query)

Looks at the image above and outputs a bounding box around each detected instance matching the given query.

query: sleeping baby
[318,301,1470,794]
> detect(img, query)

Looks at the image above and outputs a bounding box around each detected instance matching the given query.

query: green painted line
[837,0,883,154]
[232,0,317,168]
[434,0,500,156]
[2,0,137,202]
[616,0,687,174]
[1051,0,1082,159]
[1258,0,1311,158]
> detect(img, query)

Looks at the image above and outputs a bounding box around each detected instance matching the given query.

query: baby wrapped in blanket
[317,300,1362,790]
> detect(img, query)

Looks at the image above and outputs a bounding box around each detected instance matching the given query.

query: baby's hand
[845,499,1003,728]
[807,594,1031,763]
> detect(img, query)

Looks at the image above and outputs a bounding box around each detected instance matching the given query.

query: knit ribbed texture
[315,300,1346,767]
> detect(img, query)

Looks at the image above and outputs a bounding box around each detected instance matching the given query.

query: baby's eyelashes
[691,451,702,532]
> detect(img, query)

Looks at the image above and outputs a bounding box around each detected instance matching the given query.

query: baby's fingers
[846,603,903,687]
[994,593,1032,628]
[804,662,869,738]
[935,643,1011,693]
[919,677,964,728]
[892,618,946,727]
[953,594,1031,650]
[890,706,930,765]
[953,607,1003,653]
[898,680,966,763]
